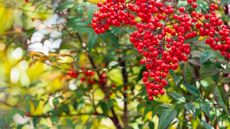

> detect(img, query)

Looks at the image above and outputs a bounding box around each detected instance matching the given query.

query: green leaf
[200,102,210,118]
[214,86,229,114]
[196,0,209,12]
[201,120,214,129]
[182,63,195,83]
[184,84,199,97]
[51,116,58,125]
[200,50,215,64]
[169,70,182,86]
[17,125,23,129]
[88,32,99,51]
[56,2,74,11]
[221,0,230,4]
[185,103,197,118]
[144,105,152,116]
[32,117,40,127]
[158,108,178,129]
[75,6,83,16]
[83,3,97,23]
[204,84,215,98]
[138,124,143,129]
[168,92,186,103]
[199,63,219,78]
[148,121,154,129]
[178,0,187,7]
[100,102,107,114]
[85,122,93,129]
[99,31,119,45]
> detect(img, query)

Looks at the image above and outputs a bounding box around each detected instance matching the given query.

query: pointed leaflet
[214,86,229,114]
[88,31,99,52]
[200,50,215,64]
[158,108,178,129]
[168,92,186,103]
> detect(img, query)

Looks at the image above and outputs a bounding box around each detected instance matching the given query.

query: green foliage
[0,0,229,129]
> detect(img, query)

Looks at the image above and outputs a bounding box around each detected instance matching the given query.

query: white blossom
[28,14,65,55]
[13,113,30,125]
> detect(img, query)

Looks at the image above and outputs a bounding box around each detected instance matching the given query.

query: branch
[26,112,106,118]
[75,32,122,129]
[118,57,129,128]
[111,108,123,129]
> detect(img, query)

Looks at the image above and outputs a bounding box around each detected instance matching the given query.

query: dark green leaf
[200,50,215,64]
[182,63,195,83]
[148,121,154,129]
[138,124,143,129]
[88,32,99,51]
[204,84,215,98]
[201,120,214,129]
[56,2,74,11]
[99,102,110,114]
[169,70,182,86]
[144,105,152,116]
[214,86,229,114]
[200,102,210,118]
[184,84,199,97]
[185,103,196,118]
[199,63,219,78]
[51,116,58,125]
[32,117,40,127]
[99,31,119,45]
[158,108,178,129]
[17,125,23,129]
[168,92,186,103]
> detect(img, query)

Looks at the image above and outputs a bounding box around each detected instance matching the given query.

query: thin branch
[26,112,106,118]
[75,32,122,129]
[118,57,129,128]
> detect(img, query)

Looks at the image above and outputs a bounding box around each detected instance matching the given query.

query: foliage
[0,0,229,129]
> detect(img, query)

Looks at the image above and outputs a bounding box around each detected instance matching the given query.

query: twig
[75,32,122,129]
[118,57,129,128]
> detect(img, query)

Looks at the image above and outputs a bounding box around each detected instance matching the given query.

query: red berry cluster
[92,0,136,34]
[67,68,95,85]
[99,72,107,85]
[92,0,230,100]
[201,4,230,58]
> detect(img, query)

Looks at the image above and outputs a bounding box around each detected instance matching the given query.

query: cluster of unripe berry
[92,0,230,100]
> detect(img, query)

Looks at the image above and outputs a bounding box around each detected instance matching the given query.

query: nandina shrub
[92,0,230,100]
[0,0,230,129]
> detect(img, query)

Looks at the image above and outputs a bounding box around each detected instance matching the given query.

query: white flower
[13,113,30,125]
[28,29,62,55]
[28,14,65,55]
[69,80,78,90]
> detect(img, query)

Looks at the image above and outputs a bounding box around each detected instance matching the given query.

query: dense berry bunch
[92,0,230,100]
[92,0,136,34]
